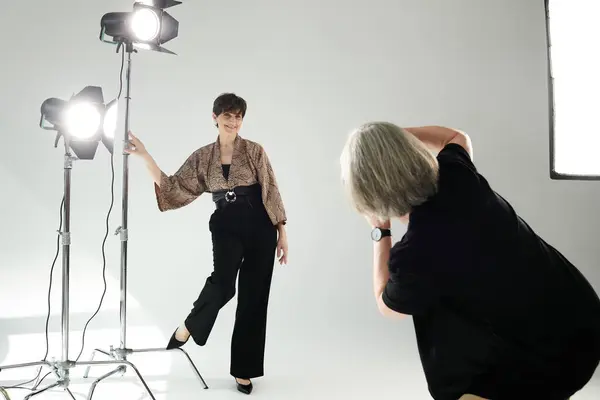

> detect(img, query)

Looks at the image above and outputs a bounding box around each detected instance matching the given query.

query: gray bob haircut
[340,121,439,220]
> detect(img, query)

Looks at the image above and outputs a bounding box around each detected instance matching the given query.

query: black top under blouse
[222,164,230,180]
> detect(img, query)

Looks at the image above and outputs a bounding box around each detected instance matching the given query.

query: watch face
[371,228,382,241]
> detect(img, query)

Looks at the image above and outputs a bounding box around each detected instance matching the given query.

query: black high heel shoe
[166,327,189,350]
[235,378,253,395]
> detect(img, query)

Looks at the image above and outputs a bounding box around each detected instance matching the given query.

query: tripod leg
[23,381,61,399]
[0,360,49,371]
[65,387,76,400]
[129,347,210,390]
[86,366,125,400]
[173,348,209,389]
[0,360,53,392]
[83,349,113,378]
[121,361,155,400]
[79,360,155,400]
[83,349,97,378]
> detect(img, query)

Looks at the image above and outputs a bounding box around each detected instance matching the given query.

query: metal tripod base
[83,345,208,399]
[0,358,153,400]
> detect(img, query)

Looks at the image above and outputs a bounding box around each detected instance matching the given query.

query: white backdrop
[0,0,598,399]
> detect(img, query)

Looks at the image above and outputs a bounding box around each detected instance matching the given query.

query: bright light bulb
[103,101,119,139]
[133,43,152,51]
[65,103,101,139]
[131,8,160,42]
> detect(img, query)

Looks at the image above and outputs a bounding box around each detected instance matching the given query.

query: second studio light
[100,1,181,54]
[40,86,118,160]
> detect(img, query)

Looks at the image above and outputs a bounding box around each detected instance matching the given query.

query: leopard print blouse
[154,134,287,226]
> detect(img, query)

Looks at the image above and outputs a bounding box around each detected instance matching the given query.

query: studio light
[84,2,207,397]
[100,1,181,54]
[0,86,132,400]
[40,86,118,160]
[545,0,600,180]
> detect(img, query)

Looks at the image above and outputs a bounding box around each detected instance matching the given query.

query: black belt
[212,184,261,209]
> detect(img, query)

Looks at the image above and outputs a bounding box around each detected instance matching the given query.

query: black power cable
[75,44,125,363]
[0,46,126,396]
[0,195,64,394]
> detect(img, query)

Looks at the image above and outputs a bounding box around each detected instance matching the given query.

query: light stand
[82,40,208,398]
[0,140,154,400]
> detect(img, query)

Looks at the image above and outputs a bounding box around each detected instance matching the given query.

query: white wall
[0,0,598,398]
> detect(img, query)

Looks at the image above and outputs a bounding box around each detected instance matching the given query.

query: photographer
[340,122,600,400]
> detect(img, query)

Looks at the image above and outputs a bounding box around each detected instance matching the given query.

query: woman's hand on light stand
[124,131,148,157]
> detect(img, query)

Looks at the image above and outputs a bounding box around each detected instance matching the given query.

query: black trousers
[184,197,278,379]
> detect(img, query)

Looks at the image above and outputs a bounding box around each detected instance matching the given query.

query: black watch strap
[371,227,392,241]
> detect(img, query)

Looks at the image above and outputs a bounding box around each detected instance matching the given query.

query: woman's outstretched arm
[127,131,206,211]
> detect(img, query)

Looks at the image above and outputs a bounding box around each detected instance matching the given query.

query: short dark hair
[212,92,247,118]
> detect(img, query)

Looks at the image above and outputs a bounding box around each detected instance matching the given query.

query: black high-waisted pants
[184,190,278,379]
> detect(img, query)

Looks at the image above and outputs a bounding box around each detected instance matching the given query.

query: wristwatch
[371,227,391,242]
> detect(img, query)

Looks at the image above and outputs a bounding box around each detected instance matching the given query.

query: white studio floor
[0,351,599,400]
[1,375,600,400]
[1,276,599,400]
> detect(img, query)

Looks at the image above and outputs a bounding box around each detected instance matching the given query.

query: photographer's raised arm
[404,126,473,159]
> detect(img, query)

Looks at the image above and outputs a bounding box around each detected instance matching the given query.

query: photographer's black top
[382,143,600,400]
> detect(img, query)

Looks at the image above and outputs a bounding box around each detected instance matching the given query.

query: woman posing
[127,93,288,395]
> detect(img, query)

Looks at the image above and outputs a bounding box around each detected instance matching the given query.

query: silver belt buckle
[225,190,237,203]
